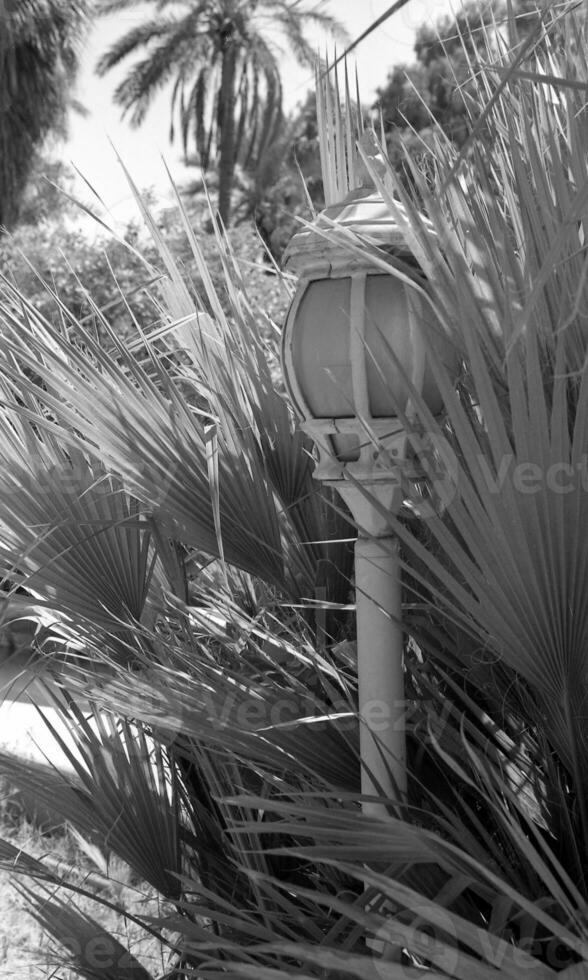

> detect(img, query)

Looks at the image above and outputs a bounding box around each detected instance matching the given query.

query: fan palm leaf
[59,601,360,791]
[347,15,588,865]
[0,168,353,608]
[0,691,184,900]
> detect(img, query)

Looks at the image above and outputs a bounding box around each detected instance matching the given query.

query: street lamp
[282,186,450,819]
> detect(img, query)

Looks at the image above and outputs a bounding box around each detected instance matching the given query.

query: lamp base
[331,480,403,537]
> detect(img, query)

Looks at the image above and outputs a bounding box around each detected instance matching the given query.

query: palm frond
[0,692,183,900]
[343,0,588,877]
[18,881,156,980]
[94,19,176,77]
[7,6,588,977]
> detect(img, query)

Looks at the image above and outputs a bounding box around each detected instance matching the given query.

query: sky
[62,0,457,226]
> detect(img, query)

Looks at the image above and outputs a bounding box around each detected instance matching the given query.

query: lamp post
[282,186,449,819]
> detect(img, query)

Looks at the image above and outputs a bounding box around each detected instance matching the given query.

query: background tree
[14,157,80,226]
[374,0,550,172]
[229,89,324,260]
[96,0,345,226]
[0,0,92,231]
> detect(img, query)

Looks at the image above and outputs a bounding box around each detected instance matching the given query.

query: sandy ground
[0,651,77,771]
[0,652,166,978]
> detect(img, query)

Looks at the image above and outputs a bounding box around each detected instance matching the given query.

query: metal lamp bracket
[301,417,409,535]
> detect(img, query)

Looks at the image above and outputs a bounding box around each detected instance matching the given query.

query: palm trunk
[217,31,237,226]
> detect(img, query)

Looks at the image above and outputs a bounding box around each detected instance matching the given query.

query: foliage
[0,798,163,977]
[95,0,345,225]
[0,0,92,230]
[232,89,325,261]
[1,4,588,979]
[0,220,154,341]
[374,0,550,177]
[14,156,81,225]
[0,195,290,343]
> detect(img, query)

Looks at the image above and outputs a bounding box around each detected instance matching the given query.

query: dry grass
[0,797,168,979]
[0,650,169,978]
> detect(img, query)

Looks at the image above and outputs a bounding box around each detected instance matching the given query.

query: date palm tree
[95,0,345,225]
[0,0,91,230]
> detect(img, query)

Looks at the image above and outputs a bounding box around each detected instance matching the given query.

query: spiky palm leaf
[349,4,588,871]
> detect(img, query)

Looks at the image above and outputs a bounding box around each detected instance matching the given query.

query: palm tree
[4,4,588,979]
[0,0,92,230]
[95,0,345,225]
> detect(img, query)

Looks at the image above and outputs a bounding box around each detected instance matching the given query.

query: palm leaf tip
[18,882,155,980]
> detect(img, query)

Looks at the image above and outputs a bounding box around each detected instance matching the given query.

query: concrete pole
[355,533,407,819]
[355,531,406,963]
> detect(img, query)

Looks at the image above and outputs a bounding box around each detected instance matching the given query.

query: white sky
[61,0,457,224]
